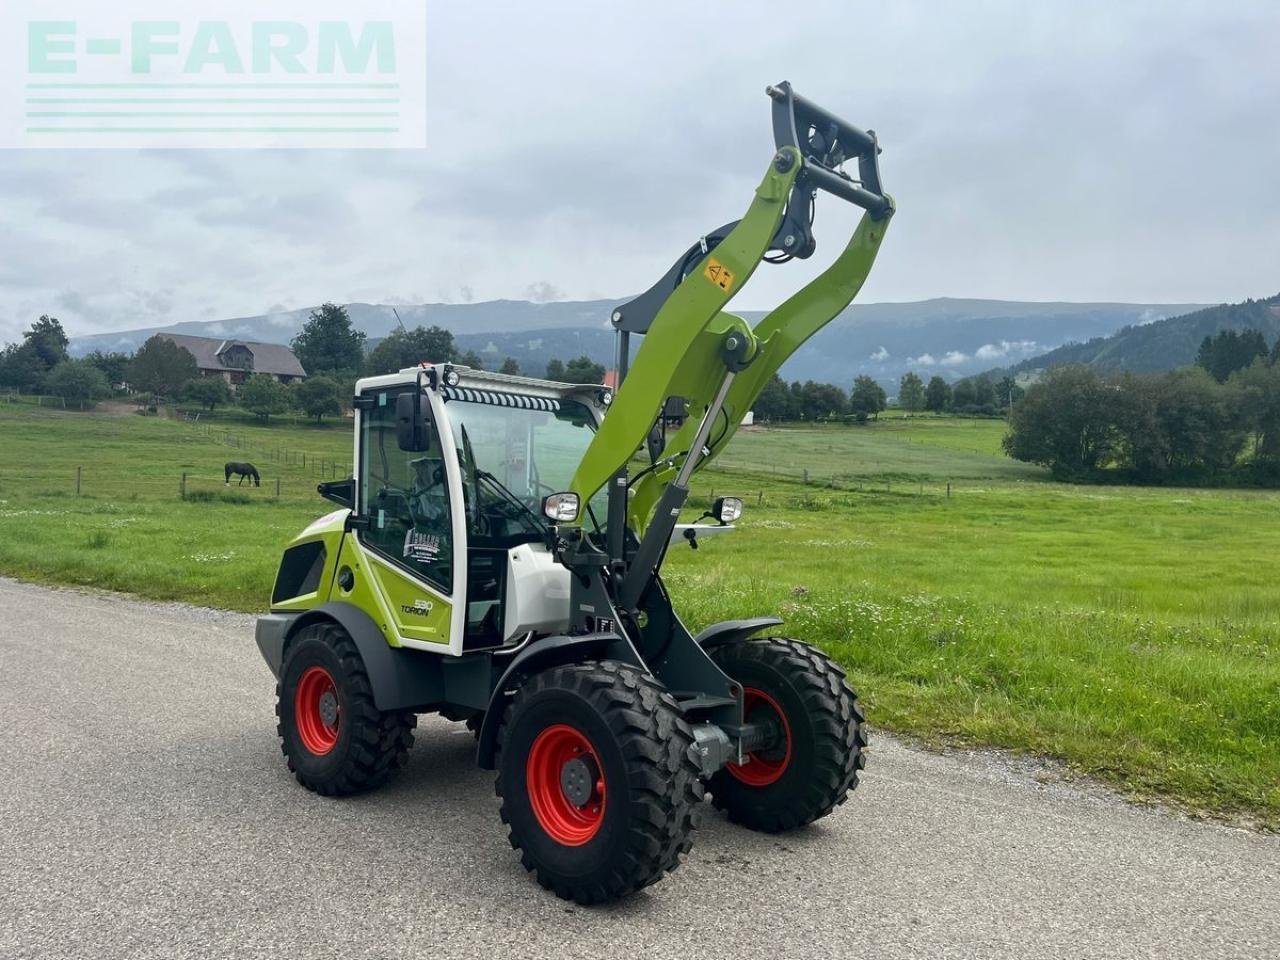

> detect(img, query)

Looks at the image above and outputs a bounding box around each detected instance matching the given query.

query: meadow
[0,400,1276,827]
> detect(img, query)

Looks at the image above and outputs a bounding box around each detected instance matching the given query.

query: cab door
[354,385,467,653]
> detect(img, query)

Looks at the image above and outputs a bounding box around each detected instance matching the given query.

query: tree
[128,335,199,400]
[457,350,485,371]
[239,373,292,422]
[1196,329,1268,383]
[562,355,606,384]
[181,376,232,411]
[971,376,998,414]
[364,325,455,376]
[1152,367,1245,472]
[752,373,795,421]
[295,376,342,423]
[924,375,951,412]
[0,316,71,393]
[25,315,69,369]
[798,380,847,421]
[849,375,886,420]
[291,303,365,375]
[0,342,47,392]
[545,358,566,380]
[499,357,521,375]
[898,372,925,412]
[1231,358,1280,463]
[996,375,1023,409]
[44,359,109,410]
[1003,365,1118,478]
[84,350,131,387]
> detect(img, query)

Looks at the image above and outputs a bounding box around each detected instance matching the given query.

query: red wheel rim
[526,724,606,846]
[727,687,792,787]
[295,666,340,756]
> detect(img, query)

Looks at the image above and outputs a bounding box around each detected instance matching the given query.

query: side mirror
[396,391,432,452]
[317,478,354,509]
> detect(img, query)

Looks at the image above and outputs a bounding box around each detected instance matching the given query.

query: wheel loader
[256,82,895,903]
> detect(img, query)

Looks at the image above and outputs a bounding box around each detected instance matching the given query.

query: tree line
[1004,330,1280,483]
[0,303,610,419]
[750,370,1021,422]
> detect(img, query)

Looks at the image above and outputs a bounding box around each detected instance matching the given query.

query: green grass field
[1,401,1277,827]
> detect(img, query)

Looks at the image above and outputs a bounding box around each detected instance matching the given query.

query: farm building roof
[158,334,307,378]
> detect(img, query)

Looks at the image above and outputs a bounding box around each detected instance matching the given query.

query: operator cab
[351,365,609,655]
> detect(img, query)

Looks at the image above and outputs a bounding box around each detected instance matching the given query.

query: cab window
[359,390,453,593]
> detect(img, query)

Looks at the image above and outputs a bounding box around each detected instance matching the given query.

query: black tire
[495,661,703,904]
[276,621,416,796]
[708,637,866,832]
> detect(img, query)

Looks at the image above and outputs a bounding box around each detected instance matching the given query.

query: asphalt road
[1,577,1276,960]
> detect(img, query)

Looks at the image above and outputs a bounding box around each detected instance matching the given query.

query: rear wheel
[708,637,866,832]
[496,661,703,904]
[276,622,416,795]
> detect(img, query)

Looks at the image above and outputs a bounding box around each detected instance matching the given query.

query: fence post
[803,468,809,484]
[76,465,81,496]
[275,477,281,499]
[947,482,952,498]
[180,472,187,499]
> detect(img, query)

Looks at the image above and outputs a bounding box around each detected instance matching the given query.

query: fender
[475,632,639,770]
[277,602,447,712]
[693,616,784,651]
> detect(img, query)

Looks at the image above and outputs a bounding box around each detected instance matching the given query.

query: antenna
[392,307,407,333]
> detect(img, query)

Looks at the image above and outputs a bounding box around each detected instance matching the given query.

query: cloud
[523,282,567,303]
[912,353,937,366]
[869,346,890,362]
[975,339,1039,360]
[2,1,1279,344]
[940,351,969,366]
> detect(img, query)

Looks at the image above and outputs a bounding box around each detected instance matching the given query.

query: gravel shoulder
[1,577,1276,960]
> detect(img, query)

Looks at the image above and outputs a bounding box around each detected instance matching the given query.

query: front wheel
[708,637,866,832]
[276,622,416,796]
[495,661,703,904]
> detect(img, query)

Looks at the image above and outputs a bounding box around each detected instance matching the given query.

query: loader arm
[567,148,801,509]
[628,205,892,530]
[556,82,895,615]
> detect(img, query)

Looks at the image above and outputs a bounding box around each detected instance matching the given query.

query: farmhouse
[158,334,306,385]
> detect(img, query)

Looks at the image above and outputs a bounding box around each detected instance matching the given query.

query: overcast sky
[2,0,1278,343]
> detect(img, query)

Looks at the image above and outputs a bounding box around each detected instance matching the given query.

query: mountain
[68,297,1206,387]
[67,300,613,356]
[985,293,1280,382]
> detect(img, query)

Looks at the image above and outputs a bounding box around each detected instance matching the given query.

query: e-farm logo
[1,1,426,149]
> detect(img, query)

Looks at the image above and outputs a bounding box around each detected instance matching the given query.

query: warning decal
[703,257,735,292]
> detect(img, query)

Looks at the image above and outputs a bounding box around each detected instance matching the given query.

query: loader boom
[565,82,895,554]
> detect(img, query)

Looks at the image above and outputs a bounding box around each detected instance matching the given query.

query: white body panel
[503,542,572,640]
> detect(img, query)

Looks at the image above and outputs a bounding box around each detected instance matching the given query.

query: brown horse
[224,462,261,486]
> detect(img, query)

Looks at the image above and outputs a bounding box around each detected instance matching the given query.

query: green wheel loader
[257,82,894,904]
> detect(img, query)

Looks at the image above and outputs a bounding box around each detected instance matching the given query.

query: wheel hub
[318,690,339,727]
[559,755,598,807]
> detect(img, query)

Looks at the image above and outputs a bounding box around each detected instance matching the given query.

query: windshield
[447,396,604,540]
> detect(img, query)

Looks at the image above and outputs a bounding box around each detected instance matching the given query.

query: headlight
[442,366,462,387]
[712,496,743,524]
[599,389,614,407]
[542,492,580,522]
